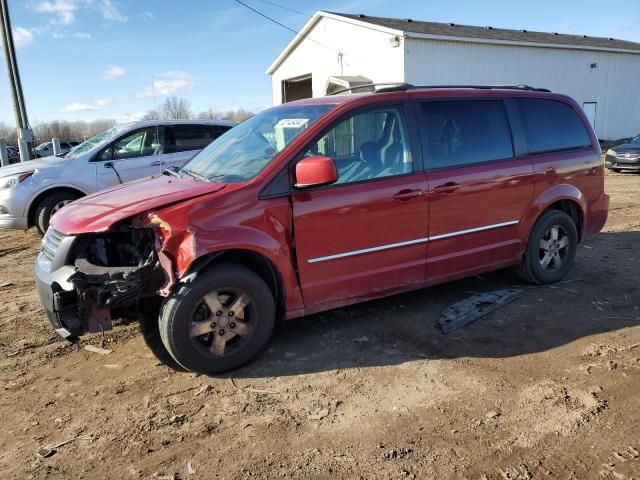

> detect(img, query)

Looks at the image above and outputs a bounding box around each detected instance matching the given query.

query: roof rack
[377,84,551,93]
[326,83,551,96]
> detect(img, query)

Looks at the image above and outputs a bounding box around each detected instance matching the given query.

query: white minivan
[0,119,236,234]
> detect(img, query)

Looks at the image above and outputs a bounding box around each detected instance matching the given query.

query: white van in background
[0,119,236,234]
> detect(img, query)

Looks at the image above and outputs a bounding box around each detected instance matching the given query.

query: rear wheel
[159,264,275,374]
[515,210,578,284]
[34,191,80,235]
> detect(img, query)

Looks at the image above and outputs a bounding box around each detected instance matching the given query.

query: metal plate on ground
[439,288,526,334]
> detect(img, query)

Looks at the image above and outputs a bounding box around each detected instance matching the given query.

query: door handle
[433,182,461,193]
[392,189,424,201]
[150,160,165,167]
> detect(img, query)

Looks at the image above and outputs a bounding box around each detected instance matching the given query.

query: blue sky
[1,0,639,125]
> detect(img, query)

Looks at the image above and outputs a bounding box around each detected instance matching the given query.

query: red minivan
[34,85,609,373]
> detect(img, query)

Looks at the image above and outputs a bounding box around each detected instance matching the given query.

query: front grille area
[615,152,640,162]
[39,228,66,272]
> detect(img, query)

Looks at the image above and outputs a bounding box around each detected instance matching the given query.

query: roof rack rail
[400,84,552,92]
[326,82,407,96]
[326,83,551,96]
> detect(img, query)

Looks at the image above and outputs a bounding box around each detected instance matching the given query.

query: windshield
[632,135,640,144]
[180,104,335,182]
[66,126,124,159]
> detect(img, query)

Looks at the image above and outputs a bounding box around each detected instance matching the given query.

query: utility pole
[0,0,33,162]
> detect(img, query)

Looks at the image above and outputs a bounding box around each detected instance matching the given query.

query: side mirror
[294,155,338,188]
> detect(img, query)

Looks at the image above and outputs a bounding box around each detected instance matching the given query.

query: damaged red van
[35,85,609,373]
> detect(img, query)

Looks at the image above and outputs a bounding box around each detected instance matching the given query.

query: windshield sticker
[275,118,309,129]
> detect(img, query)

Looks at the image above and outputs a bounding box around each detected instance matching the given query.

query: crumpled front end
[35,224,167,338]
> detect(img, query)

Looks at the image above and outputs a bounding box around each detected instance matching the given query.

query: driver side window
[100,127,165,161]
[303,106,412,185]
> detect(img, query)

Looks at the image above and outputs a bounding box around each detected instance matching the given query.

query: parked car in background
[7,146,20,163]
[34,141,80,158]
[34,85,609,374]
[0,119,236,234]
[605,134,640,172]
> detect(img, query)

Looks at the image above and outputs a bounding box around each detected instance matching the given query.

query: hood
[611,143,640,153]
[51,174,227,234]
[0,155,67,177]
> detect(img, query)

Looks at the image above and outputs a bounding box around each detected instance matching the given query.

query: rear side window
[515,99,592,154]
[418,100,514,169]
[167,125,220,153]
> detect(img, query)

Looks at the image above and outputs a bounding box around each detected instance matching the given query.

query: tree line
[0,97,255,146]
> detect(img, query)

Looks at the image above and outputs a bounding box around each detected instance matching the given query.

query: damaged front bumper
[35,227,164,339]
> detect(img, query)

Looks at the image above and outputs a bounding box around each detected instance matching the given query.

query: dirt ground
[0,172,639,480]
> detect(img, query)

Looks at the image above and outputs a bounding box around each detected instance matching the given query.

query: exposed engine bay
[53,227,168,337]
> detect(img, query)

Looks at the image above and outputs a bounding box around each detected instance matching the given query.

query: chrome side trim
[307,237,430,264]
[428,220,519,241]
[307,220,519,264]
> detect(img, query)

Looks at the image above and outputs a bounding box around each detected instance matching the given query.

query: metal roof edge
[402,31,640,55]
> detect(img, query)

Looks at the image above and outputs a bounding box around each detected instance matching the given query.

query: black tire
[610,168,623,173]
[159,264,275,374]
[34,191,80,235]
[515,210,578,284]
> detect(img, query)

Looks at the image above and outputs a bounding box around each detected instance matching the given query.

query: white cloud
[63,102,97,112]
[135,71,199,98]
[32,0,127,25]
[13,27,35,48]
[141,11,154,20]
[91,0,127,22]
[102,65,125,80]
[63,98,111,112]
[73,32,91,39]
[52,31,64,39]
[33,0,77,26]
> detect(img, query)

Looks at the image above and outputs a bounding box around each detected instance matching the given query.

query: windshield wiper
[180,168,208,181]
[163,167,180,177]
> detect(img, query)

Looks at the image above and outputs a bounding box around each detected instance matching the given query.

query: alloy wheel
[188,289,256,357]
[538,224,570,272]
[51,199,73,216]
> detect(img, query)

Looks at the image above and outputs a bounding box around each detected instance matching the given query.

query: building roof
[267,11,640,75]
[335,12,640,52]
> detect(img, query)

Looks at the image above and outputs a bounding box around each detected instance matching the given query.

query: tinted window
[419,100,513,169]
[303,106,412,185]
[167,125,221,153]
[516,99,591,154]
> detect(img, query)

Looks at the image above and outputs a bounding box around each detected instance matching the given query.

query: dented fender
[137,194,305,316]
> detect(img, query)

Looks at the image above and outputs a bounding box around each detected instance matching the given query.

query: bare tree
[197,108,254,122]
[85,119,116,139]
[142,109,161,121]
[224,108,253,122]
[162,97,192,119]
[197,108,224,120]
[142,97,193,120]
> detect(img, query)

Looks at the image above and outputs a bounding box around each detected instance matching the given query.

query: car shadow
[139,231,640,378]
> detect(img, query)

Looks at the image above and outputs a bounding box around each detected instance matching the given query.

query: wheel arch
[525,184,586,242]
[183,249,287,320]
[27,186,86,228]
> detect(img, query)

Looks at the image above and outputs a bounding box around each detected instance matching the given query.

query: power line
[231,0,340,54]
[252,0,311,17]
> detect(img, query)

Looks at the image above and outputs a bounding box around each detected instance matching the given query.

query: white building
[267,11,640,140]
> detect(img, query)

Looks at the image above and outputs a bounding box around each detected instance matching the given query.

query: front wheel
[515,210,578,284]
[159,264,275,374]
[35,191,80,235]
